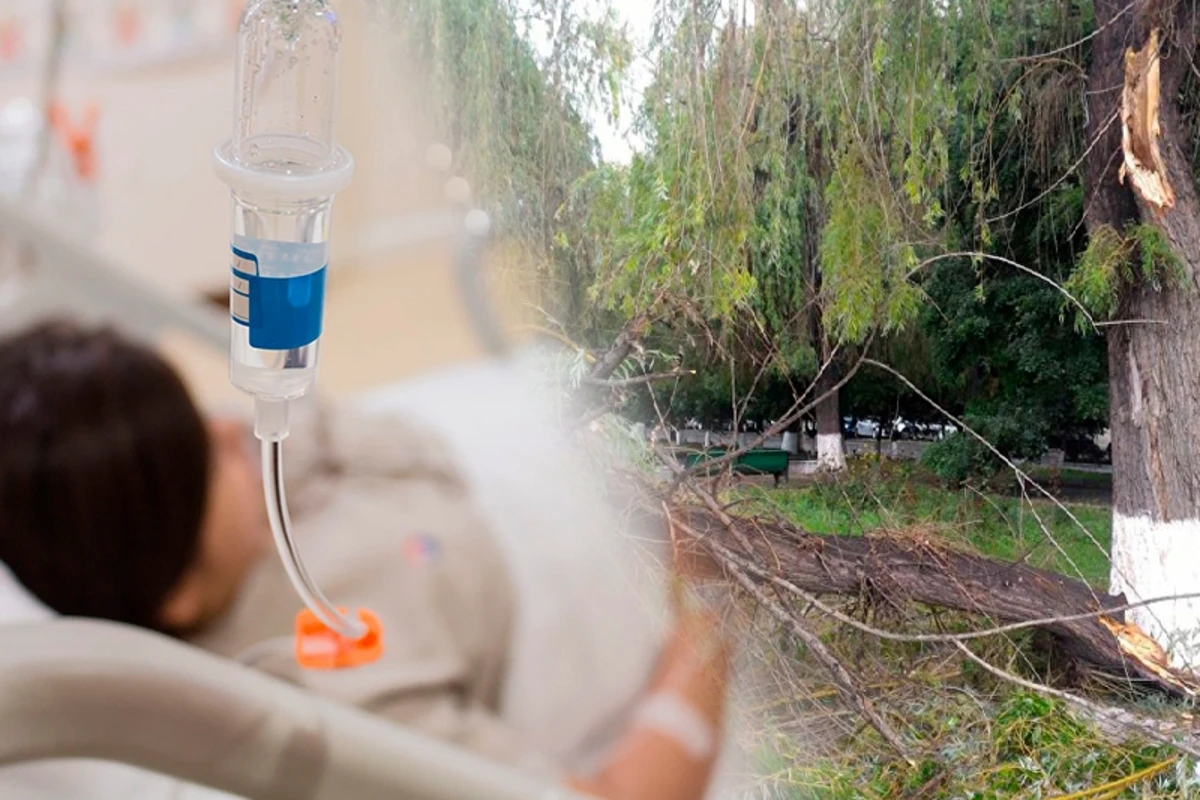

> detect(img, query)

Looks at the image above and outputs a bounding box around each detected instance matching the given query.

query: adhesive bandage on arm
[631,692,717,761]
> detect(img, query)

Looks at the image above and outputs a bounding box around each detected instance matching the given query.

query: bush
[921,411,1049,484]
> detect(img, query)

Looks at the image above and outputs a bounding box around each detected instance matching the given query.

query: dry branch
[726,561,914,762]
[582,369,695,389]
[587,296,662,382]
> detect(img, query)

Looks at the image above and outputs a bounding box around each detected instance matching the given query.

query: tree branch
[724,559,914,763]
[953,641,1200,758]
[587,292,666,381]
[582,369,695,388]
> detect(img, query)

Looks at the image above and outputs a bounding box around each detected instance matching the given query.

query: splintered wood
[1119,28,1177,211]
[1099,615,1199,697]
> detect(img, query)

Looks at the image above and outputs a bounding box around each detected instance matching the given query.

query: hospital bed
[0,192,669,799]
[0,619,581,800]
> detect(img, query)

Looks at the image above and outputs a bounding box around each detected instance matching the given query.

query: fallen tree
[666,494,1200,699]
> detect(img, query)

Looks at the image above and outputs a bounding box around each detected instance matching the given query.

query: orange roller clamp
[294,608,384,670]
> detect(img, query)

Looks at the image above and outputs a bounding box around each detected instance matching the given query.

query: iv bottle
[214,0,353,402]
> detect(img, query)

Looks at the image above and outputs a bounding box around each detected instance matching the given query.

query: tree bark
[808,247,844,470]
[589,311,653,382]
[814,360,846,471]
[1084,0,1200,668]
[800,113,845,472]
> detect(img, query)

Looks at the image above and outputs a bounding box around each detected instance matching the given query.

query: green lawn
[737,459,1112,587]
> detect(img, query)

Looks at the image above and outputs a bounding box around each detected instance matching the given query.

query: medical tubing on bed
[259,400,367,641]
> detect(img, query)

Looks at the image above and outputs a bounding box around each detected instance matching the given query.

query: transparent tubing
[260,408,367,641]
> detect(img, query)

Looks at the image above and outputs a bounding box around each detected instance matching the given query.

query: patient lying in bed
[0,321,729,800]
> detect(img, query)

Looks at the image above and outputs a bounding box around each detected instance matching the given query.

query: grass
[738,457,1113,586]
[718,458,1198,798]
[744,689,1189,799]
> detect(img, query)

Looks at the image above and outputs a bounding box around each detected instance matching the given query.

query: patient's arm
[364,585,729,800]
[569,597,730,800]
[570,524,732,800]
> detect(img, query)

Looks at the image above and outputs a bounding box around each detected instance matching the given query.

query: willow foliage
[368,0,631,321]
[574,0,970,362]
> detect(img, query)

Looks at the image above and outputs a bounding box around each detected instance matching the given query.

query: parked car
[924,422,960,440]
[908,420,935,440]
[855,418,881,438]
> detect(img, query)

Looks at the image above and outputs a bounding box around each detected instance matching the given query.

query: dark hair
[0,321,210,629]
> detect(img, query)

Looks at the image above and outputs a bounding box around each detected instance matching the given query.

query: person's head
[0,321,269,633]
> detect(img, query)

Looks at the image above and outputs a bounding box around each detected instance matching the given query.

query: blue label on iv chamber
[230,239,328,351]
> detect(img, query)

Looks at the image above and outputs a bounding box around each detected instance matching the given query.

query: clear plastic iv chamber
[213,0,353,410]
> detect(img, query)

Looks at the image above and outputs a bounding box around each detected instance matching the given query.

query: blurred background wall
[0,0,511,407]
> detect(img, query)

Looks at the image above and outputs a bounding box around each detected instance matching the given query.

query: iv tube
[215,0,365,641]
[262,431,364,638]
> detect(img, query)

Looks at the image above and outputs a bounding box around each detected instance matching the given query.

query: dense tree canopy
[559,0,1121,464]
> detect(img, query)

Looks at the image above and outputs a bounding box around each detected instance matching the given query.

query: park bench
[683,447,791,486]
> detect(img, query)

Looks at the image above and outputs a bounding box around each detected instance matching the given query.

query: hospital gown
[189,402,562,778]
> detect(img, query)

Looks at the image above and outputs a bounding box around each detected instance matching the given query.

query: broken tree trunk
[1085,0,1200,668]
[672,502,1200,696]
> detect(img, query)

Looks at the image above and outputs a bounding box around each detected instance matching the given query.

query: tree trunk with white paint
[1086,0,1200,668]
[799,109,845,473]
[814,365,846,472]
